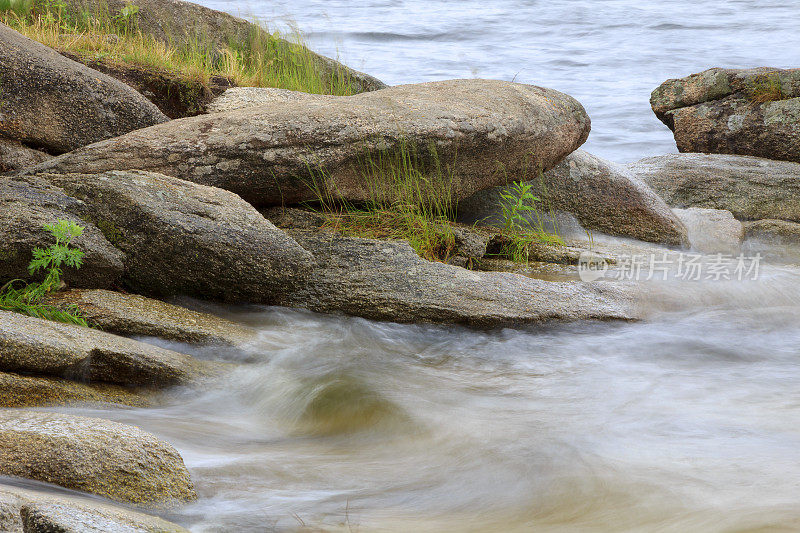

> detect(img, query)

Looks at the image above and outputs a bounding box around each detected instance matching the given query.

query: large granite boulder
[0,177,125,288]
[0,484,189,533]
[275,231,637,327]
[0,138,50,174]
[651,67,800,162]
[629,153,800,221]
[28,80,591,207]
[672,207,743,254]
[0,22,168,153]
[62,0,385,93]
[0,410,195,507]
[0,310,211,387]
[744,219,800,246]
[458,150,688,246]
[18,171,313,301]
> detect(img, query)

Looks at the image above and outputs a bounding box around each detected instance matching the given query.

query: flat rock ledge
[0,310,213,387]
[275,231,639,328]
[46,289,257,346]
[0,372,152,408]
[27,79,591,208]
[0,410,195,507]
[0,484,188,533]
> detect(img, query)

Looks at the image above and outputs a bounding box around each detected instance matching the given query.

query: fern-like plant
[0,220,88,326]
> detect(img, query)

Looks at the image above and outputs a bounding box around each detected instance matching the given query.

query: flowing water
[19,2,800,531]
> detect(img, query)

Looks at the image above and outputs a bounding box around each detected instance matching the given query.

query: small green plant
[0,220,89,326]
[113,2,138,33]
[495,178,563,263]
[0,0,33,16]
[748,73,785,104]
[499,181,540,233]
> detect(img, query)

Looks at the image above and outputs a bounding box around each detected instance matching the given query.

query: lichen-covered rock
[0,138,51,174]
[0,485,189,533]
[0,372,151,408]
[29,80,591,208]
[62,0,385,94]
[0,411,196,507]
[275,231,637,327]
[36,170,313,301]
[458,150,689,246]
[0,22,168,153]
[672,207,743,254]
[0,310,210,387]
[651,67,800,162]
[0,176,125,288]
[45,289,256,345]
[630,153,800,221]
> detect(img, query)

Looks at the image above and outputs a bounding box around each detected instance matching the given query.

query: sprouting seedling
[499,180,540,233]
[27,219,85,297]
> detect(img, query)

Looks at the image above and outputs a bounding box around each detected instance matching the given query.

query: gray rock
[62,0,386,94]
[0,484,189,532]
[45,289,256,345]
[629,153,800,222]
[0,310,210,387]
[37,170,313,301]
[0,177,126,289]
[458,150,689,246]
[0,371,152,408]
[275,231,637,327]
[0,138,51,174]
[0,22,168,153]
[0,410,195,507]
[651,67,800,162]
[672,207,744,254]
[206,87,331,113]
[28,80,591,208]
[743,219,800,246]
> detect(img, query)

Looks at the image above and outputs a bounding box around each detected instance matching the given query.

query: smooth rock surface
[651,67,800,162]
[0,138,50,174]
[36,170,313,301]
[275,231,637,327]
[206,86,329,113]
[62,0,386,93]
[0,372,151,408]
[458,150,689,246]
[672,207,744,254]
[0,176,125,288]
[0,310,209,387]
[0,411,195,507]
[0,485,189,533]
[630,153,800,222]
[45,289,256,345]
[0,22,168,153]
[29,80,591,207]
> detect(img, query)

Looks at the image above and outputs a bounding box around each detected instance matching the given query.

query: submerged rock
[629,153,800,222]
[0,22,168,153]
[0,310,211,387]
[276,231,637,327]
[672,207,743,255]
[0,371,151,408]
[651,67,800,162]
[0,410,196,507]
[45,289,256,345]
[28,80,591,207]
[458,150,689,246]
[0,484,189,533]
[0,138,51,174]
[62,0,385,93]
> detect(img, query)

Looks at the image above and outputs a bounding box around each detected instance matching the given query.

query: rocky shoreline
[0,0,798,529]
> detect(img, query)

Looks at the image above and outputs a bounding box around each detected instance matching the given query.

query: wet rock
[0,138,51,174]
[35,170,313,302]
[672,208,744,255]
[0,176,125,289]
[0,310,211,387]
[458,150,688,246]
[0,372,151,408]
[276,231,637,327]
[743,219,800,246]
[0,22,168,153]
[0,410,196,507]
[651,67,800,162]
[62,0,385,93]
[630,153,800,222]
[29,80,591,208]
[45,289,256,345]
